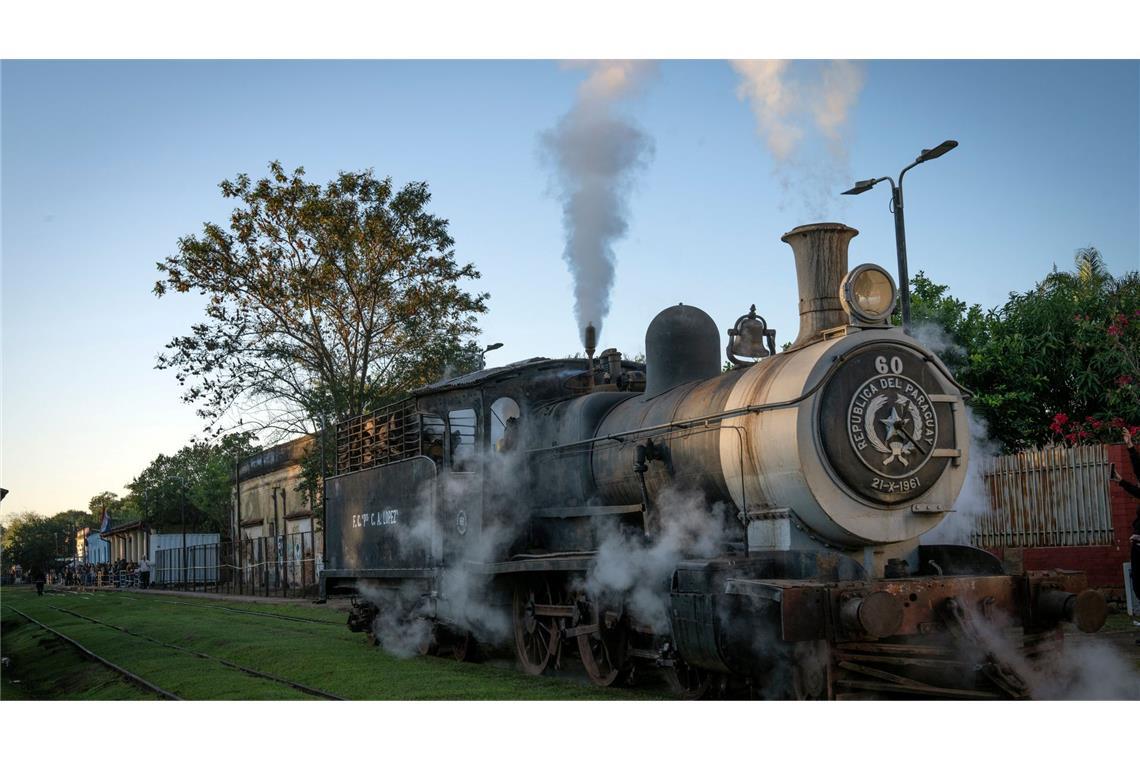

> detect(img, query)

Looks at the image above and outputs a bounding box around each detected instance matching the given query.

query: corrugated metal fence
[154,543,220,585]
[973,445,1115,548]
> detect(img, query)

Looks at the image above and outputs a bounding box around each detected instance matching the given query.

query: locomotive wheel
[452,630,478,663]
[416,624,440,657]
[576,600,629,687]
[663,660,722,700]
[789,641,828,700]
[513,581,560,675]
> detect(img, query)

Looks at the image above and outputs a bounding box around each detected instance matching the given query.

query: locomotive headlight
[840,264,898,324]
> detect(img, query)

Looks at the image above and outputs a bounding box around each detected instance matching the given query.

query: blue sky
[2,60,1137,517]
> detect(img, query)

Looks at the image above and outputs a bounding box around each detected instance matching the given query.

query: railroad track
[47,604,346,700]
[9,607,182,700]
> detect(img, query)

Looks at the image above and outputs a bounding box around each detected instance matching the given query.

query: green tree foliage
[87,491,140,524]
[898,249,1140,450]
[154,162,488,439]
[969,248,1139,448]
[2,509,91,572]
[126,434,257,533]
[893,272,988,377]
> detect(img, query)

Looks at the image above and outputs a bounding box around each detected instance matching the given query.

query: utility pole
[181,477,187,589]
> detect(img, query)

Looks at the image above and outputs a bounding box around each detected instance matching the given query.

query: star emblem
[880,406,903,441]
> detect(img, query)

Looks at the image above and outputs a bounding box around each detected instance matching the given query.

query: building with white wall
[76,527,110,564]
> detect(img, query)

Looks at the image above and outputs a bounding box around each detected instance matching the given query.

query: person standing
[33,568,45,596]
[138,556,151,589]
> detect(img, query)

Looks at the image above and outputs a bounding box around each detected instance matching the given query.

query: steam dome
[644,304,721,397]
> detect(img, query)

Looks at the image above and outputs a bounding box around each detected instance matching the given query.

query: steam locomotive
[321,222,1107,698]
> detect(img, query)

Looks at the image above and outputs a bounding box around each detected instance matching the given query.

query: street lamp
[842,139,958,328]
[480,342,503,370]
[178,476,187,589]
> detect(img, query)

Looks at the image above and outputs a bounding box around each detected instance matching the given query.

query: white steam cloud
[360,447,530,658]
[925,406,999,545]
[902,320,995,545]
[543,60,656,345]
[731,60,865,217]
[911,321,1139,699]
[954,606,1140,700]
[584,488,729,634]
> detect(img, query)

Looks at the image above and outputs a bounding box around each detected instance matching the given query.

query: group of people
[9,557,154,595]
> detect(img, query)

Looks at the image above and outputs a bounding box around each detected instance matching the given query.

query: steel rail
[9,607,182,700]
[48,605,346,700]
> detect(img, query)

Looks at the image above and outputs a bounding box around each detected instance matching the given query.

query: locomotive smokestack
[584,322,597,361]
[584,322,597,389]
[782,222,858,348]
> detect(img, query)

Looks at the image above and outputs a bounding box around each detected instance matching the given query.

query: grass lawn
[8,586,1132,700]
[1,607,161,700]
[1098,611,1139,633]
[0,587,663,700]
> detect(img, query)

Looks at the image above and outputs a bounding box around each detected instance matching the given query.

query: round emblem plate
[847,373,938,478]
[455,509,468,535]
[817,346,954,506]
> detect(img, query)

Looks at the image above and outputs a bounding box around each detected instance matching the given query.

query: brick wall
[988,443,1138,595]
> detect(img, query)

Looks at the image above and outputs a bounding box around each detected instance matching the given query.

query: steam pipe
[526,337,967,454]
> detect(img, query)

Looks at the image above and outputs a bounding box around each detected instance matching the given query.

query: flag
[99,507,110,534]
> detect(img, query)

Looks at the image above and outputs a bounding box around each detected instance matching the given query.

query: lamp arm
[896,161,921,201]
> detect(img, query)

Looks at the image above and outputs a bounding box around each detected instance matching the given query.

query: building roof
[412,357,564,395]
[238,434,317,481]
[101,520,149,537]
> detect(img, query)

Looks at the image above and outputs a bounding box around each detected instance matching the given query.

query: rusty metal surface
[744,568,1098,654]
[752,575,1027,643]
[830,630,1037,700]
[832,677,999,700]
[850,576,1024,640]
[975,445,1113,548]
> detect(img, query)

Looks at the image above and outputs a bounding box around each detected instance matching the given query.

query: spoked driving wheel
[452,630,478,663]
[417,624,440,657]
[513,580,560,675]
[664,659,723,699]
[576,599,629,687]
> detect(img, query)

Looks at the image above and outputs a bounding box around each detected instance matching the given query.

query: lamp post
[180,477,187,589]
[480,342,503,370]
[842,139,958,329]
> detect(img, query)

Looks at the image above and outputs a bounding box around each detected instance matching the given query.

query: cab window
[420,414,445,465]
[490,397,520,453]
[447,408,478,471]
